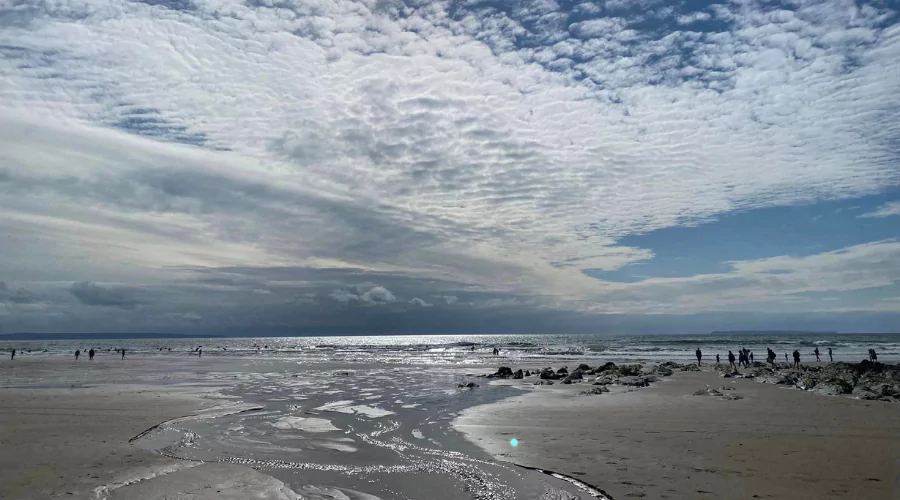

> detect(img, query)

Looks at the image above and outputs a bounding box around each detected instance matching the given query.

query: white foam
[272,416,340,433]
[411,429,424,439]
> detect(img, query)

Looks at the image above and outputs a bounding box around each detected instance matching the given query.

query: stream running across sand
[132,364,610,500]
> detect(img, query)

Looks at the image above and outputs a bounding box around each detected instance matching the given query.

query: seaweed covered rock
[618,364,642,376]
[596,362,618,373]
[513,369,524,380]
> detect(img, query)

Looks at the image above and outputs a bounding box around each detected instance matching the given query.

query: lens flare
[510,438,518,447]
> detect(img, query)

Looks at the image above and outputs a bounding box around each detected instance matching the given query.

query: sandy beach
[2,354,899,499]
[455,366,900,499]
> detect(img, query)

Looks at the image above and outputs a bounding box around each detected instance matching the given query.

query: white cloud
[0,0,898,325]
[361,286,396,304]
[859,201,900,219]
[408,297,433,307]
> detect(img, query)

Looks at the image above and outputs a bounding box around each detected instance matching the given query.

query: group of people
[73,348,125,360]
[697,345,852,370]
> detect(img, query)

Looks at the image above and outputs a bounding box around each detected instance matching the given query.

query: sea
[2,332,899,364]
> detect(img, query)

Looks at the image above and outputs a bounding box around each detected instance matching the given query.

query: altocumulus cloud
[0,0,899,333]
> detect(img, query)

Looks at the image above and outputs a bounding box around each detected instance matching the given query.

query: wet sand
[454,368,900,499]
[4,357,899,499]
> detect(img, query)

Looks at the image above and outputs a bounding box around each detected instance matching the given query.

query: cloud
[360,286,396,305]
[70,282,144,308]
[0,282,39,304]
[409,297,433,308]
[859,201,900,219]
[0,0,898,331]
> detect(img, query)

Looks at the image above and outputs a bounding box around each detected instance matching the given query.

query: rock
[680,364,701,372]
[524,370,531,377]
[795,374,818,391]
[618,364,642,376]
[556,367,569,376]
[618,376,652,387]
[513,369,524,380]
[491,366,514,379]
[561,371,584,384]
[719,385,735,391]
[580,385,609,396]
[659,361,682,369]
[693,386,723,397]
[593,374,617,385]
[540,368,560,380]
[722,393,744,401]
[653,365,674,377]
[577,364,592,373]
[458,382,479,388]
[534,380,555,386]
[596,362,618,373]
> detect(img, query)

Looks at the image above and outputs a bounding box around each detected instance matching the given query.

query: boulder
[561,371,584,384]
[524,370,531,377]
[534,380,555,386]
[579,385,609,396]
[556,367,569,376]
[576,364,592,373]
[618,375,654,387]
[593,374,617,385]
[693,386,723,397]
[618,364,642,376]
[680,364,701,372]
[513,369,524,380]
[659,361,682,369]
[540,368,560,380]
[492,366,514,378]
[458,382,479,389]
[596,362,618,373]
[653,365,674,377]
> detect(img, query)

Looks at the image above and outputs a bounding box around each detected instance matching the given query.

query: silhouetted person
[749,351,754,363]
[767,348,777,368]
[716,354,720,364]
[869,348,878,362]
[814,347,820,362]
[10,348,15,360]
[792,349,800,369]
[88,348,94,360]
[121,348,126,360]
[828,347,833,362]
[728,350,736,370]
[695,348,702,366]
[198,348,202,357]
[738,349,745,368]
[75,349,80,360]
[784,352,788,363]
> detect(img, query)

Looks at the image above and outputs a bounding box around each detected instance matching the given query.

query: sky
[1,0,899,335]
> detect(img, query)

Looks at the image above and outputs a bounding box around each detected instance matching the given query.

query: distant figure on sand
[88,348,94,360]
[716,354,720,364]
[75,349,80,360]
[695,348,702,366]
[792,350,800,369]
[749,351,754,364]
[784,352,789,363]
[814,347,821,362]
[766,348,777,368]
[728,350,736,370]
[868,348,878,362]
[828,347,833,362]
[198,348,202,357]
[121,348,126,360]
[10,348,15,360]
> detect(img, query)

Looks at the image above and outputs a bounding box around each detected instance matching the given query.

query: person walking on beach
[695,348,702,366]
[814,347,821,362]
[766,348,777,369]
[198,348,202,357]
[75,349,80,360]
[121,348,126,360]
[749,351,754,364]
[784,352,788,363]
[10,348,15,360]
[716,354,720,364]
[88,348,94,360]
[728,350,736,370]
[792,349,800,369]
[828,347,833,362]
[868,348,878,362]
